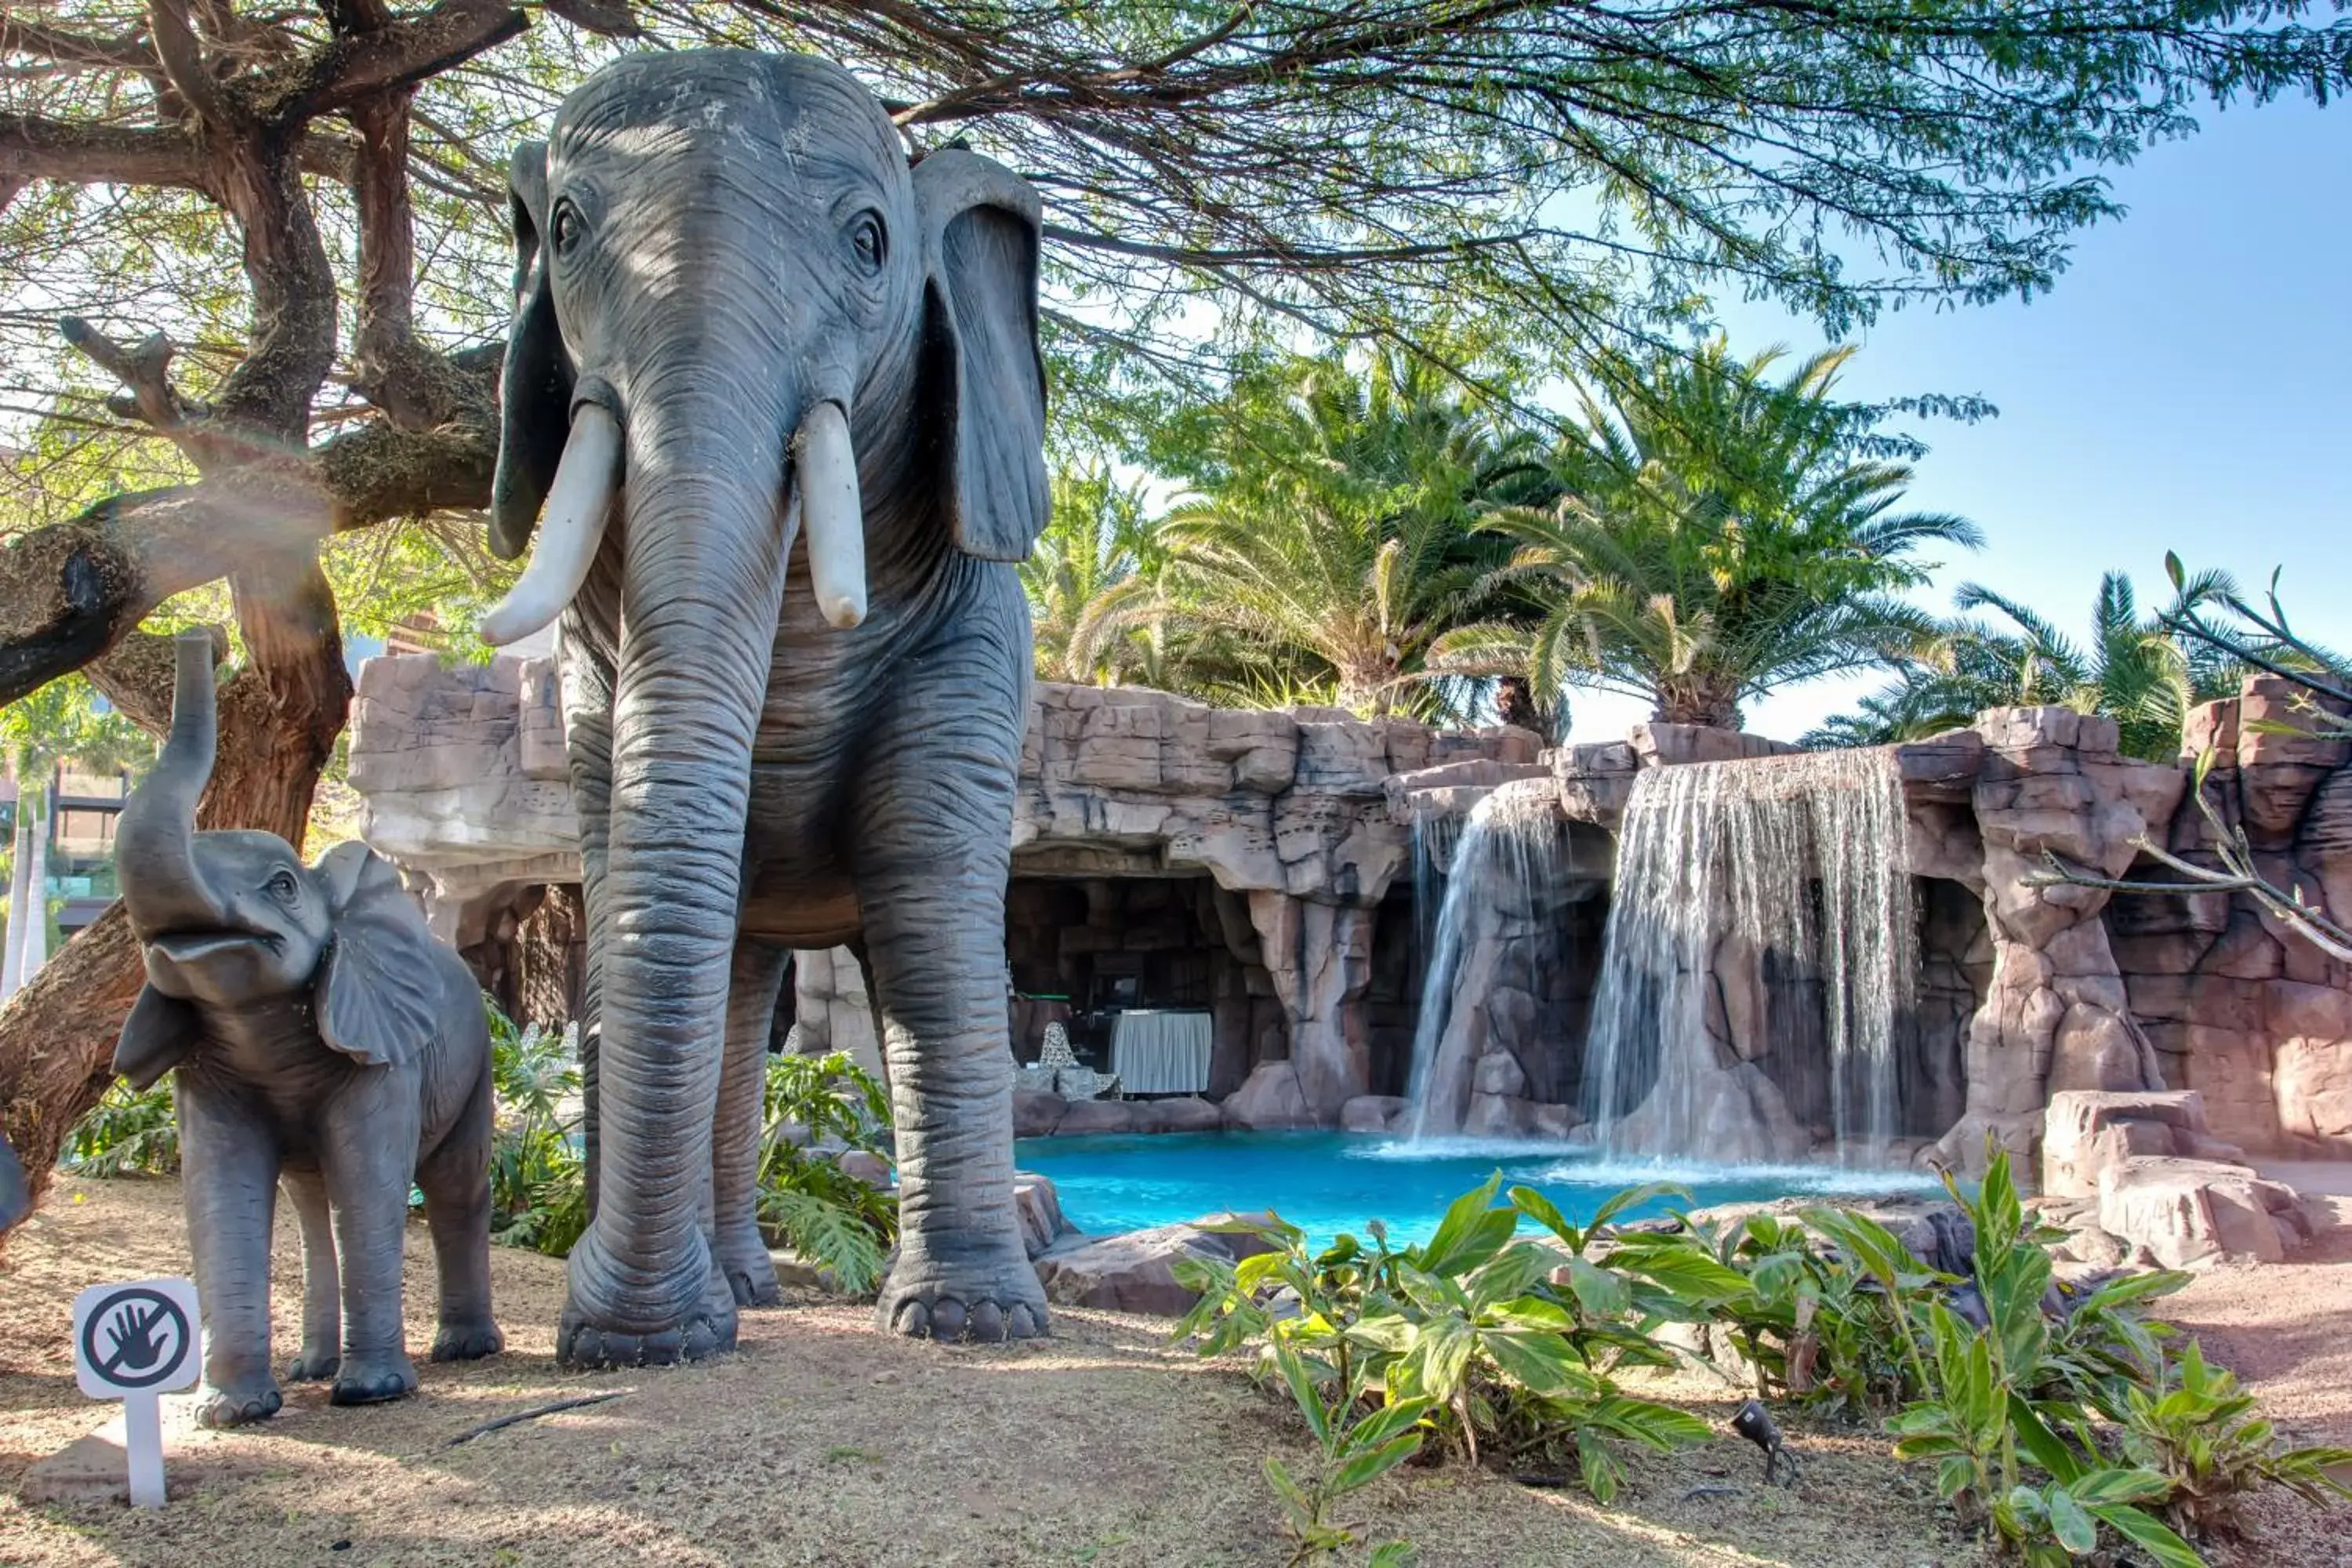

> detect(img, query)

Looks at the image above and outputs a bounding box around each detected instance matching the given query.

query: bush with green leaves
[2118,1339,2352,1544]
[754,1049,898,1295]
[62,1080,180,1178]
[1174,1175,1719,1504]
[485,1002,588,1258]
[1261,1335,1429,1567]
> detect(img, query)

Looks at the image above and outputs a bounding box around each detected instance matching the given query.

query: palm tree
[1116,348,1547,720]
[1438,341,1981,731]
[1802,568,2247,758]
[1019,466,1161,687]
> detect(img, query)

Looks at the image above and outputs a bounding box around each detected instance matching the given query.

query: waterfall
[1403,783,1590,1140]
[1580,747,1916,1166]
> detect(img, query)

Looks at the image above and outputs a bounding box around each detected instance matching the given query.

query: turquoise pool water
[1014,1130,1942,1245]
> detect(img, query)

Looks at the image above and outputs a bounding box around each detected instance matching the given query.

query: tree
[1021,465,1160,687]
[1118,348,1544,718]
[1,0,2345,1225]
[1802,569,2245,758]
[1446,342,1980,729]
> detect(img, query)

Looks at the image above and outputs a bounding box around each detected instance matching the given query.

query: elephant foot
[716,1230,783,1308]
[328,1350,419,1406]
[196,1373,284,1429]
[287,1345,339,1382]
[556,1231,738,1369]
[876,1243,1051,1343]
[430,1317,505,1363]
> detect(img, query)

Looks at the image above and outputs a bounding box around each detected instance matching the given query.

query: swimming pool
[1014,1129,1943,1245]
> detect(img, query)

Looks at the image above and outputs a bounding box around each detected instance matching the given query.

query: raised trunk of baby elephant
[115,631,228,935]
[557,384,796,1363]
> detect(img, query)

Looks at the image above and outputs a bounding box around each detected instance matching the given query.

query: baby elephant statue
[111,630,501,1427]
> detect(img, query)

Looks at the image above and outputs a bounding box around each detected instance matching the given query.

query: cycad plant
[1440,341,1978,730]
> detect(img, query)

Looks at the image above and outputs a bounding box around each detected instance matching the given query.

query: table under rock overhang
[349,655,2352,1178]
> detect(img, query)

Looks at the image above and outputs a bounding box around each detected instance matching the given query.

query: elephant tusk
[793,401,866,630]
[481,403,622,647]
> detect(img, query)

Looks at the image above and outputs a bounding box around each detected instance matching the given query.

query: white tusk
[794,401,866,630]
[481,404,622,647]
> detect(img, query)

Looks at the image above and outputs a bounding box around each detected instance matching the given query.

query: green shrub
[1174,1174,1715,1504]
[485,1001,587,1258]
[2118,1339,2352,1544]
[63,1080,180,1178]
[754,1049,897,1294]
[1261,1334,1429,1567]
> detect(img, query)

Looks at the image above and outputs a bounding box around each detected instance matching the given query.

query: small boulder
[1341,1094,1409,1133]
[1014,1171,1076,1259]
[1033,1214,1281,1316]
[836,1149,893,1189]
[1530,1102,1583,1141]
[1222,1062,1316,1129]
[1463,1092,1532,1138]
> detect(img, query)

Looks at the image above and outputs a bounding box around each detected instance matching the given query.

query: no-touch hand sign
[71,1276,199,1507]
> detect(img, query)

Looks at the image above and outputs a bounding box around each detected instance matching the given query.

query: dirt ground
[0,1178,2336,1567]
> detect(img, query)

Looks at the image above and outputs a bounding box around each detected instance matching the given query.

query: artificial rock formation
[351,654,2352,1171]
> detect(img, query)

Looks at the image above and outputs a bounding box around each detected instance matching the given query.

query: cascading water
[1403,782,1594,1140]
[1579,747,1916,1166]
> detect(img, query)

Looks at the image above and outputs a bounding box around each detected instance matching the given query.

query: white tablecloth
[1109,1010,1213,1094]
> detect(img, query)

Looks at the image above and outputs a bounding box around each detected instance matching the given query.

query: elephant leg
[418,1073,503,1363]
[281,1168,340,1381]
[179,1084,285,1427]
[713,939,787,1307]
[851,638,1046,1342]
[321,1080,423,1406]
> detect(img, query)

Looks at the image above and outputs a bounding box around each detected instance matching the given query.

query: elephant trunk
[570,374,802,1327]
[116,630,227,936]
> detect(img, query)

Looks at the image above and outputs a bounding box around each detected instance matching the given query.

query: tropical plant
[61,1080,180,1178]
[1809,570,2245,757]
[1446,342,1980,730]
[2118,1339,2352,1543]
[755,1050,898,1295]
[484,1002,588,1258]
[1174,1177,1718,1502]
[1123,349,1547,721]
[1022,466,1163,687]
[1260,1335,1430,1567]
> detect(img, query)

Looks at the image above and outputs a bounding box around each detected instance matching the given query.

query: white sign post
[71,1277,200,1507]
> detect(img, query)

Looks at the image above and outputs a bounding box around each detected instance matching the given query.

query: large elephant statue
[479,49,1051,1360]
[112,630,501,1426]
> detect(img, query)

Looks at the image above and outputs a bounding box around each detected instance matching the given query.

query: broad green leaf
[1560,1257,1632,1318]
[1263,1455,1311,1514]
[2088,1504,2206,1568]
[2008,1395,2085,1485]
[2046,1485,2096,1553]
[1936,1454,1977,1500]
[1467,1241,1555,1309]
[1576,1427,1622,1504]
[1329,1431,1424,1494]
[1349,1395,1436,1450]
[1270,1338,1330,1446]
[1506,1185,1579,1249]
[1414,1175,1517,1277]
[1584,1180,1692,1236]
[1483,1328,1589,1397]
[1588,1396,1711,1450]
[1609,1241,1751,1304]
[2068,1468,2171,1507]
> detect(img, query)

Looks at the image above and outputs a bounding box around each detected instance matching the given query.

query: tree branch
[0,114,209,191]
[56,317,207,437]
[147,0,230,126]
[0,16,162,75]
[255,0,528,124]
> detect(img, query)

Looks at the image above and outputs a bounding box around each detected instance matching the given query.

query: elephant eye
[551,198,585,258]
[267,870,299,902]
[849,211,886,273]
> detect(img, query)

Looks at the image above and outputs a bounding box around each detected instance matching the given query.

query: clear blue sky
[1565,98,2352,746]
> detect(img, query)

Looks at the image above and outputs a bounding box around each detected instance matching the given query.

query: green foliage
[1450,341,1980,730]
[754,1051,898,1295]
[485,1001,588,1258]
[1260,1335,1432,1567]
[62,1080,180,1178]
[2118,1340,2352,1543]
[1174,1175,1712,1506]
[1091,347,1548,723]
[1806,568,2247,757]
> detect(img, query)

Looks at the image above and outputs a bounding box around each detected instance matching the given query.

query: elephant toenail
[929,1298,968,1339]
[967,1301,1004,1341]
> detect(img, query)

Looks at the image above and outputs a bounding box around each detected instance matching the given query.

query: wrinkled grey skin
[112,631,500,1427]
[491,49,1049,1363]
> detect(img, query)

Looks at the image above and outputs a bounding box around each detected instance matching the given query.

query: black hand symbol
[104,1303,169,1372]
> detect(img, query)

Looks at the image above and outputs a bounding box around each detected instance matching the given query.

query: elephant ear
[488,140,572,563]
[910,148,1050,563]
[114,985,201,1091]
[313,843,440,1069]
